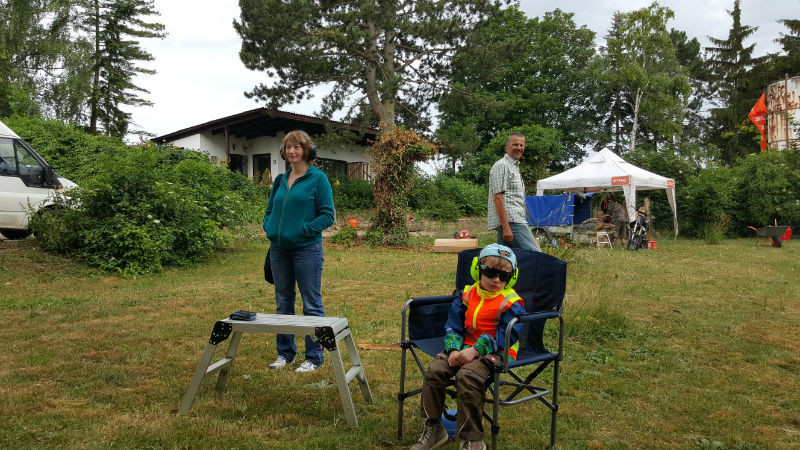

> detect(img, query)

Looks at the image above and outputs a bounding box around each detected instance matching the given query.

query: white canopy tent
[536,149,678,237]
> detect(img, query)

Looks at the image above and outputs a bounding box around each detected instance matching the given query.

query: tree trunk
[629,88,643,153]
[89,0,100,134]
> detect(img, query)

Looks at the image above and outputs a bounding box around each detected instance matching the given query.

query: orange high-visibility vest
[461,285,522,359]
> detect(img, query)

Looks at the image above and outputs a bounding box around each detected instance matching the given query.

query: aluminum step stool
[178,313,372,427]
[596,231,612,248]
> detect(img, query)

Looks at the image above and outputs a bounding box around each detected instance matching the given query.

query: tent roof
[536,149,674,193]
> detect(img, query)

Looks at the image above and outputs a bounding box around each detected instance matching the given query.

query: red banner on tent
[748,93,767,151]
[611,176,629,186]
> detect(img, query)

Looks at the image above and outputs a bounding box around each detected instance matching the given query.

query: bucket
[647,238,657,250]
[441,409,457,439]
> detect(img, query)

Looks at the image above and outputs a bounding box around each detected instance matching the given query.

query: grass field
[1,230,798,449]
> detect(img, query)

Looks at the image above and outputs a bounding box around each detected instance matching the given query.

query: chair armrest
[407,295,454,306]
[498,311,564,371]
[517,311,560,323]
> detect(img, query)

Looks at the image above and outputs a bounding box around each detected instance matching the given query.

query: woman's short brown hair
[281,130,315,162]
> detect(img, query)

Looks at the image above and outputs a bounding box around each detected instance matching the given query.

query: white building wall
[168,130,371,180]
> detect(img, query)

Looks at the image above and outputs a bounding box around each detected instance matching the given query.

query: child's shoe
[411,421,448,449]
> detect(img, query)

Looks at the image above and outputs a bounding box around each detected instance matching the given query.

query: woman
[263,130,335,373]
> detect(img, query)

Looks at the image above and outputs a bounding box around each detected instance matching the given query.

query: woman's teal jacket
[263,165,334,249]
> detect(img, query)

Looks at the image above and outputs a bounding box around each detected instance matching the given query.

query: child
[411,244,526,450]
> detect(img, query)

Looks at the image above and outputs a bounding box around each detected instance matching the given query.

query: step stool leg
[342,332,372,403]
[329,339,359,427]
[216,331,243,392]
[178,342,218,416]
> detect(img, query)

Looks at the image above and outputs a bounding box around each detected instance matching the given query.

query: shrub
[434,175,487,216]
[29,145,252,274]
[457,124,563,189]
[332,179,374,211]
[703,214,732,244]
[329,224,358,245]
[419,198,460,222]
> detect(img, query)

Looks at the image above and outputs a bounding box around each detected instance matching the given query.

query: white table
[178,314,372,427]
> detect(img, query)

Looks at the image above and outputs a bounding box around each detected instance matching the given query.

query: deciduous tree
[437,7,599,167]
[599,3,690,154]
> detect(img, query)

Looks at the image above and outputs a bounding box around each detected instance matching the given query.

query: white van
[0,120,77,239]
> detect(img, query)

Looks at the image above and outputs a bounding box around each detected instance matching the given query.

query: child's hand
[448,347,480,367]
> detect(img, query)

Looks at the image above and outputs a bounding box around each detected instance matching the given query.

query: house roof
[151,108,379,144]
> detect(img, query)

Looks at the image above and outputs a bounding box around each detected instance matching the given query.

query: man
[487,133,541,252]
[605,194,628,246]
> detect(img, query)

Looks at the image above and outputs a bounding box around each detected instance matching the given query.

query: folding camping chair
[397,248,566,450]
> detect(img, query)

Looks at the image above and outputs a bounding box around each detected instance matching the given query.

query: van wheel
[0,229,31,240]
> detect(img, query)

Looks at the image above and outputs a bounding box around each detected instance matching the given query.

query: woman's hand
[447,347,480,367]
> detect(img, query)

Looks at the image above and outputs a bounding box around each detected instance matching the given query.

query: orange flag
[748,93,768,151]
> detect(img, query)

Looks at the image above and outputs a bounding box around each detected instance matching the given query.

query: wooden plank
[433,238,478,253]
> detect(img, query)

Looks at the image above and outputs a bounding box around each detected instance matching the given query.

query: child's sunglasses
[479,265,514,282]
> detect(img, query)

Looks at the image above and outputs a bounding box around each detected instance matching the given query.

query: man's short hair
[507,132,525,144]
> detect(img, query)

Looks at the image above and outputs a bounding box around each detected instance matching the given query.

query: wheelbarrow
[747,226,791,248]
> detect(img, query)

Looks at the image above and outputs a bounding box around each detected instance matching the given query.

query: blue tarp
[525,193,593,226]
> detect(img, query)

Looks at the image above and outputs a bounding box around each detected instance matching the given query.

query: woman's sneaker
[411,421,448,450]
[295,361,319,373]
[269,356,291,369]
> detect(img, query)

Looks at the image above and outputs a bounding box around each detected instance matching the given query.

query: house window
[229,154,246,176]
[315,157,347,181]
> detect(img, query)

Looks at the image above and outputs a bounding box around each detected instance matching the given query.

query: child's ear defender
[507,268,518,289]
[470,256,480,281]
[470,256,519,289]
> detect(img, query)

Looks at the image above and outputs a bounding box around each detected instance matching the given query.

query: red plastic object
[780,227,792,241]
[647,239,657,250]
[347,218,358,229]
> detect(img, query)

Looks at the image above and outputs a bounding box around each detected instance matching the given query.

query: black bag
[230,310,257,321]
[264,247,274,284]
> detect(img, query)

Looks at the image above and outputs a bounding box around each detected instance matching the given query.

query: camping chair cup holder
[397,248,567,450]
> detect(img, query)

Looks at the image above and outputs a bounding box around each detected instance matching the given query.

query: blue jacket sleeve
[494,300,526,353]
[263,174,282,234]
[304,172,335,236]
[443,292,467,352]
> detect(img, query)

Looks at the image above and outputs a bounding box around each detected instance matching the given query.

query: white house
[151,108,378,182]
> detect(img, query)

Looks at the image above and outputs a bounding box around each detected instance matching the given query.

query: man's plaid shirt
[487,154,527,230]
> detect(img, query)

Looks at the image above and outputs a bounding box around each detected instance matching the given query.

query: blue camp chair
[397,248,566,450]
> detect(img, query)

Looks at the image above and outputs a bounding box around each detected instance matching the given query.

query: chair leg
[549,358,560,450]
[491,374,501,450]
[398,346,407,440]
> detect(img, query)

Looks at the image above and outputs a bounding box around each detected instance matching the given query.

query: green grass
[1,233,799,449]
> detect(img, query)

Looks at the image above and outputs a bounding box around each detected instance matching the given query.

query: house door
[253,154,271,183]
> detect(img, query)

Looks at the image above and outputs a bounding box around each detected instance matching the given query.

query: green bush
[29,145,263,274]
[419,197,461,222]
[329,225,358,245]
[434,175,487,216]
[410,173,486,220]
[331,179,374,211]
[457,124,564,189]
[680,151,800,237]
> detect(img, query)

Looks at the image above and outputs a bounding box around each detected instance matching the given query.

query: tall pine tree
[79,0,165,136]
[705,0,767,163]
[774,18,800,76]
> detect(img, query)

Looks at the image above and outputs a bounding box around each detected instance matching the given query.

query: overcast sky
[127,0,798,140]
